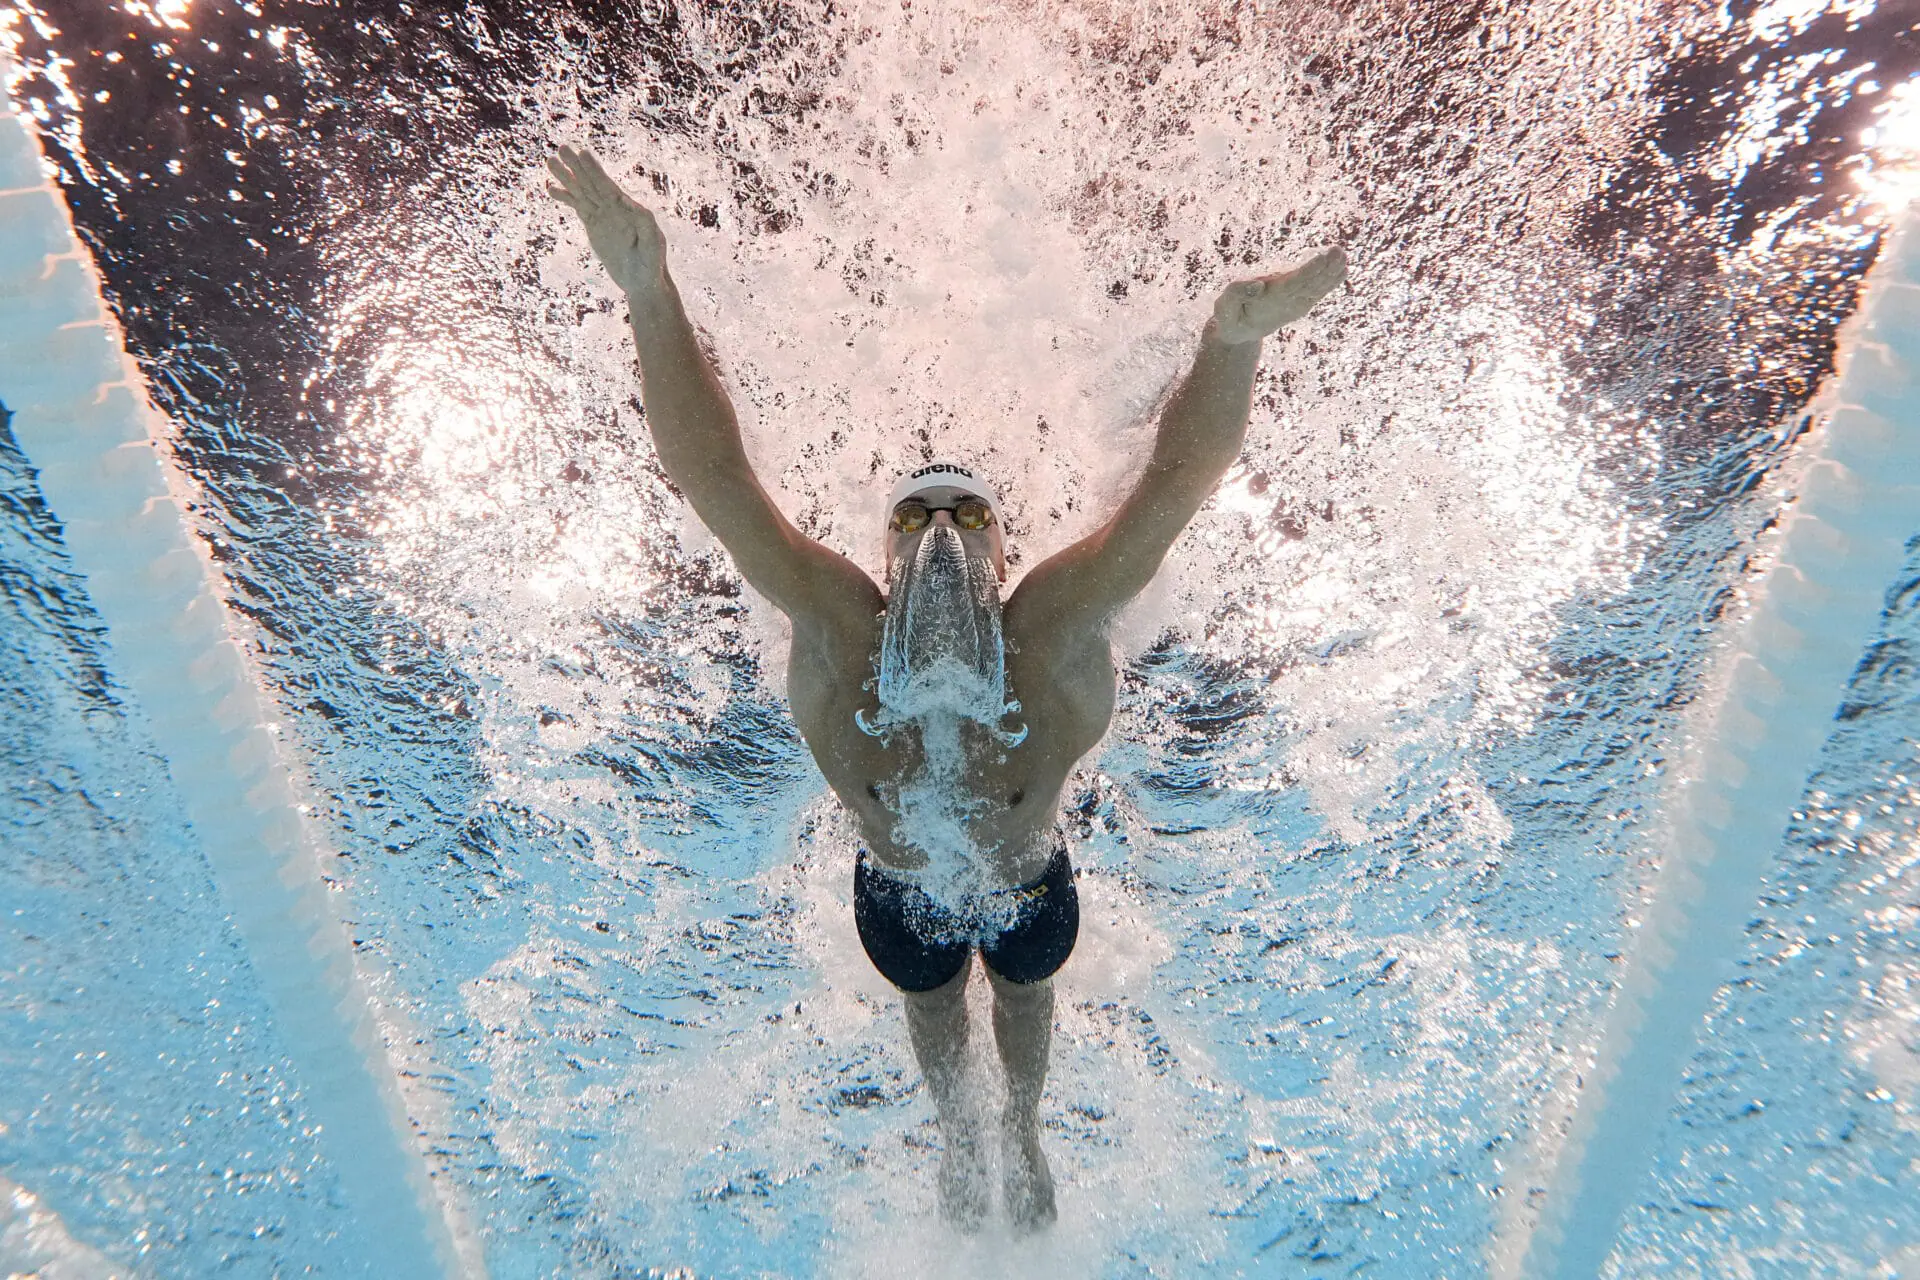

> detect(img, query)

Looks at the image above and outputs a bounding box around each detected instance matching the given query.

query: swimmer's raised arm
[546,146,879,627]
[1008,248,1347,643]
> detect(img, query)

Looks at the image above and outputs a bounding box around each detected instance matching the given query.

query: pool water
[3,1,1918,1276]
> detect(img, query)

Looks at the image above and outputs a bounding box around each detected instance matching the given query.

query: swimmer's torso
[785,589,1116,889]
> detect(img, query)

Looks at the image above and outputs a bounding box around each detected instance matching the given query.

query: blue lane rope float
[1518,214,1920,1280]
[0,79,474,1280]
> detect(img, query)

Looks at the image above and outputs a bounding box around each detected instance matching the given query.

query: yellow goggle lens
[890,497,994,534]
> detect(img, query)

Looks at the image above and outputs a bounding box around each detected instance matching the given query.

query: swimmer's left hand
[1211,247,1348,345]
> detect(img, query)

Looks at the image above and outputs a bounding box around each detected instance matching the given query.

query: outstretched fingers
[1255,247,1347,312]
[546,145,654,219]
[1284,248,1347,300]
[1212,245,1350,342]
[545,152,591,208]
[571,147,623,196]
[564,146,629,209]
[1302,246,1348,284]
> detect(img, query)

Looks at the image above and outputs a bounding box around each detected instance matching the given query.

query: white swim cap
[885,461,1004,526]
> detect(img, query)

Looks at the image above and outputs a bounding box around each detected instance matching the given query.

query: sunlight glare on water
[1859,77,1920,211]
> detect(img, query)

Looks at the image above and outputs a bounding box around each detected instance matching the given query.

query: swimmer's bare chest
[785,612,1115,886]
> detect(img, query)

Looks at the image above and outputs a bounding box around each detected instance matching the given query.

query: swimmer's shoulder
[781,544,885,641]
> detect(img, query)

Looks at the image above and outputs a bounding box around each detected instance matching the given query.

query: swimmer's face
[886,484,1006,583]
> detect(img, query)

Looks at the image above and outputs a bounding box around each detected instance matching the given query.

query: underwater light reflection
[1860,77,1920,211]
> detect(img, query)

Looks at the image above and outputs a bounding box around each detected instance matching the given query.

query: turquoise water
[3,1,1918,1275]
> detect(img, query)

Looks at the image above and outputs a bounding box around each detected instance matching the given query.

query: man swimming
[546,145,1346,1232]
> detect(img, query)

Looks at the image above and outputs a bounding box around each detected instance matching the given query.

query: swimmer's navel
[1008,790,1024,808]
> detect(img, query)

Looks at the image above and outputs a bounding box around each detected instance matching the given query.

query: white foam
[0,1176,125,1280]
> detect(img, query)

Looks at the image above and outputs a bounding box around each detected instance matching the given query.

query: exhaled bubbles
[863,523,1024,740]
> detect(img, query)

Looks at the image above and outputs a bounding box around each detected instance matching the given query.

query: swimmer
[546,145,1346,1233]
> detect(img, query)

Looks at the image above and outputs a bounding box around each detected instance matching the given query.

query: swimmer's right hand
[546,145,667,296]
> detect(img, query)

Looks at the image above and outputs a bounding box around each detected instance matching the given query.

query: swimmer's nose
[931,510,956,528]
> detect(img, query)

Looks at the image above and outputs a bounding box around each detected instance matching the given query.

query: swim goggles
[890,496,996,534]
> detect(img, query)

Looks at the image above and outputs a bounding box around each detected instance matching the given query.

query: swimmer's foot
[1211,246,1348,345]
[937,1132,990,1233]
[1001,1123,1057,1234]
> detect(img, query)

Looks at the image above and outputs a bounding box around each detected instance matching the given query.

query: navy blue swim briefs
[853,841,1079,993]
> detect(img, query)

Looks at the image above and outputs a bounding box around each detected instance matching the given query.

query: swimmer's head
[862,461,1024,742]
[883,461,1006,584]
